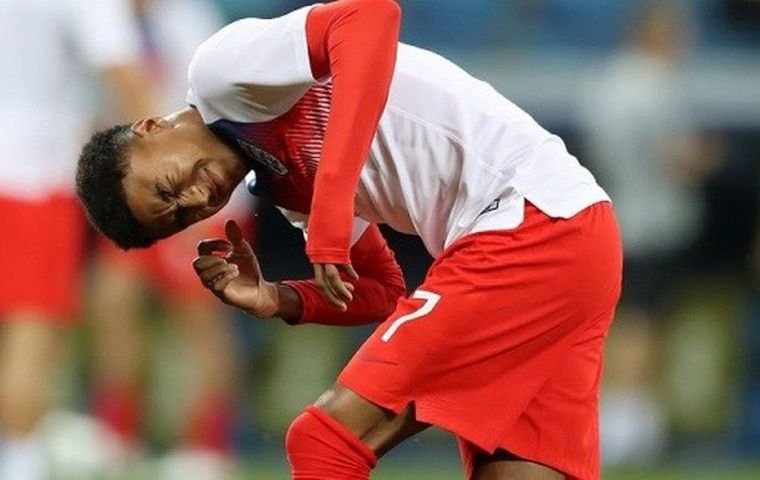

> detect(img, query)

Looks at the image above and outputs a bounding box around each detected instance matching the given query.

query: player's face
[122,114,247,240]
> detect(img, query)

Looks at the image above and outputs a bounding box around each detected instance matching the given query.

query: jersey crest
[207,83,333,214]
[236,138,288,175]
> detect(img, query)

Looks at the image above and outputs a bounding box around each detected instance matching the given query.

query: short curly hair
[76,125,156,249]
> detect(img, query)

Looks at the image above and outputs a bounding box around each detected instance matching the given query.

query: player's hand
[193,219,278,318]
[313,263,358,311]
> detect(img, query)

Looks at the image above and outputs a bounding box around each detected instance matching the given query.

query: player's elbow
[379,0,401,25]
[390,272,406,301]
[354,0,401,26]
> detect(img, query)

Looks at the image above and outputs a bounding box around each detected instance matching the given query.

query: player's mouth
[203,167,227,207]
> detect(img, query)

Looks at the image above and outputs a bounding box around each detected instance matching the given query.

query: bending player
[75,1,622,478]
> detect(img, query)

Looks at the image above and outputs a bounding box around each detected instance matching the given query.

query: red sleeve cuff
[279,280,311,325]
[306,248,351,265]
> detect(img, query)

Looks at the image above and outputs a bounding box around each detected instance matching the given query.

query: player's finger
[225,219,254,256]
[324,287,347,311]
[325,266,353,302]
[339,264,359,281]
[199,262,237,286]
[192,255,226,273]
[314,265,347,311]
[329,276,353,303]
[209,269,240,295]
[197,239,233,256]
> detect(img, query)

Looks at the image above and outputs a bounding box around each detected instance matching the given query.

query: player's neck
[171,107,205,129]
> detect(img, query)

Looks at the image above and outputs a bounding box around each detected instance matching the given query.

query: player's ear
[131,117,169,137]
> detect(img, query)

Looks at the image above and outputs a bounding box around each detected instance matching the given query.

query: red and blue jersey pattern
[208,83,332,214]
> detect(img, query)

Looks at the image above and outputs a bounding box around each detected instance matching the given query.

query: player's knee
[284,409,314,455]
[286,406,377,478]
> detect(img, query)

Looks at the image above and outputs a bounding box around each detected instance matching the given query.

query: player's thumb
[225,219,254,256]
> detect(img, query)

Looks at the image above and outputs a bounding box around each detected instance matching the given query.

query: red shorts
[96,217,252,300]
[0,193,86,321]
[339,202,622,480]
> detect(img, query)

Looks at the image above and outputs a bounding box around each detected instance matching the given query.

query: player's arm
[282,224,406,326]
[304,0,401,290]
[193,223,405,326]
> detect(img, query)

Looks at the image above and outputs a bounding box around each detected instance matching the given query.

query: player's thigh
[315,382,429,456]
[473,453,564,480]
[0,317,62,432]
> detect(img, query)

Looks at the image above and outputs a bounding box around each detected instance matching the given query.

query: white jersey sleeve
[186,6,317,123]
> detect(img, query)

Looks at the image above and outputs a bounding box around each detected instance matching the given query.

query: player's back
[358,43,609,256]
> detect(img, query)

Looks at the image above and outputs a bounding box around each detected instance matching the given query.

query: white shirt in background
[0,0,140,199]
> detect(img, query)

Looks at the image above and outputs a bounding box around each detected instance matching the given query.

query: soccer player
[76,1,622,478]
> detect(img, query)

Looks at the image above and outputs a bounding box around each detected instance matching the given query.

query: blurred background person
[84,1,250,479]
[579,1,718,466]
[0,1,155,479]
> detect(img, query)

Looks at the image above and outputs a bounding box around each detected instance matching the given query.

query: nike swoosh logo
[357,353,398,366]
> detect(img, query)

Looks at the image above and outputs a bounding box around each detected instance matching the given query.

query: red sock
[286,406,377,480]
[184,393,233,454]
[92,383,141,445]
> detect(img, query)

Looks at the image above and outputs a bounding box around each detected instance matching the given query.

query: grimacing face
[121,113,247,241]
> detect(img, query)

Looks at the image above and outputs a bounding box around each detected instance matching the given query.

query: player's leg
[0,193,85,480]
[470,450,563,480]
[289,383,567,479]
[170,299,236,455]
[459,439,564,480]
[325,201,621,480]
[286,381,427,479]
[317,385,565,480]
[0,317,62,480]
[0,318,62,435]
[153,219,244,477]
[312,382,428,455]
[89,245,147,449]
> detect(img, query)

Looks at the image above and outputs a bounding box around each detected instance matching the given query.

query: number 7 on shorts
[381,290,441,342]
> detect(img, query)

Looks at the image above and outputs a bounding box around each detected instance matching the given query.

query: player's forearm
[272,282,304,324]
[281,275,404,326]
[256,277,404,326]
[280,224,406,326]
[304,0,401,264]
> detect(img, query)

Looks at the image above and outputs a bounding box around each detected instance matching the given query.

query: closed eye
[156,183,173,203]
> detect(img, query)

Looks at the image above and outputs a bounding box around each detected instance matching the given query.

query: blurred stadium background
[2,0,760,479]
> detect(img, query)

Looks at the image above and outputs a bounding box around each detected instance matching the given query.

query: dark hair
[76,125,156,249]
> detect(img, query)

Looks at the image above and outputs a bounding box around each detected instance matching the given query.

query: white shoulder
[187,19,258,102]
[186,6,317,120]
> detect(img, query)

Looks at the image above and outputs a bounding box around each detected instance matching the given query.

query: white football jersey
[188,6,610,257]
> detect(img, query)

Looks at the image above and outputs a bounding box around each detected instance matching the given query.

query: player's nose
[178,184,209,208]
